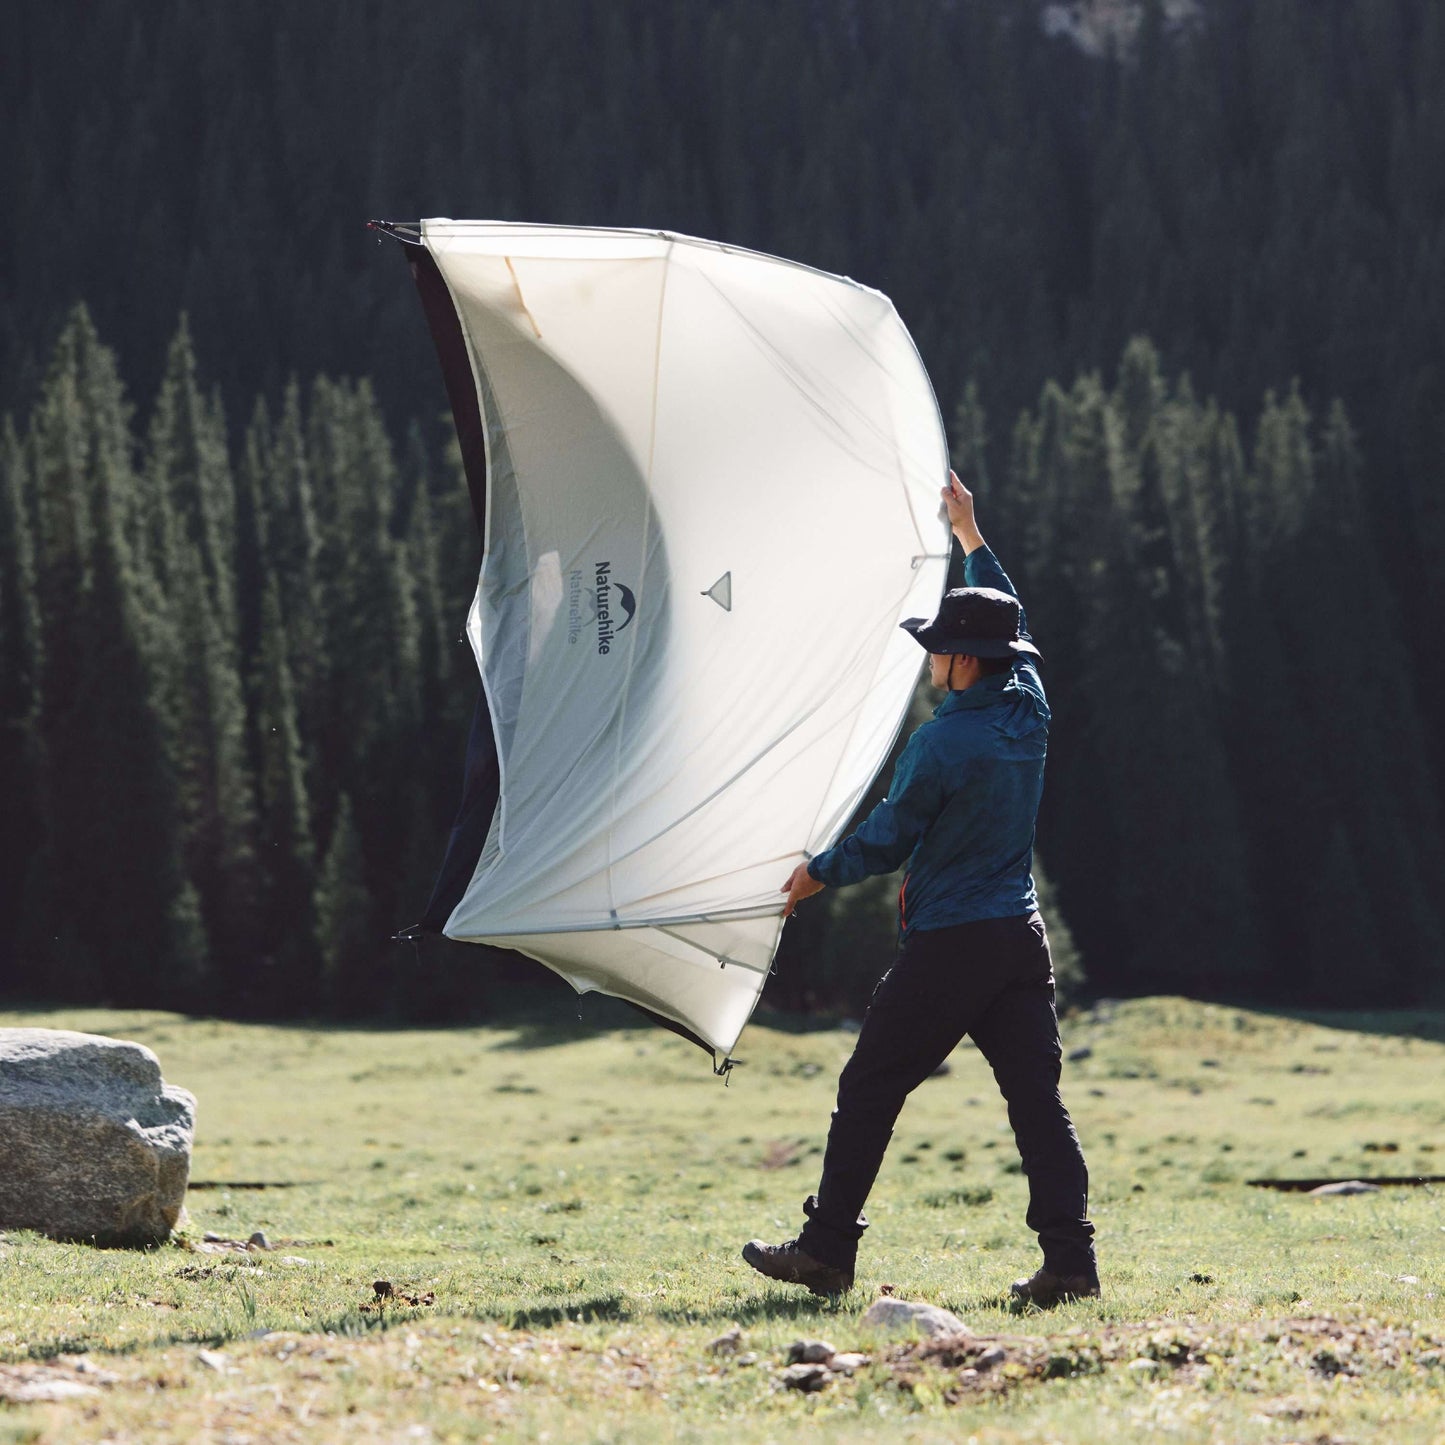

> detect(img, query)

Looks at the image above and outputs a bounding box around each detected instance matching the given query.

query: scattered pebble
[786,1338,836,1364]
[1308,1180,1381,1196]
[0,1377,101,1403]
[779,1361,832,1391]
[707,1325,743,1356]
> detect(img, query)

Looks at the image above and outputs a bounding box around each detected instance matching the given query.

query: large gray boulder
[0,1028,195,1246]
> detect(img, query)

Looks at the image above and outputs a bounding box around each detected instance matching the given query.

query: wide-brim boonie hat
[900,585,1042,659]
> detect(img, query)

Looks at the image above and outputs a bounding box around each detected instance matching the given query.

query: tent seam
[603,240,675,923]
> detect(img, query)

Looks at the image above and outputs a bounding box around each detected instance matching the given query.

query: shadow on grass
[23,1327,233,1362]
[656,1292,854,1327]
[483,1294,631,1330]
[491,1000,855,1054]
[488,997,654,1052]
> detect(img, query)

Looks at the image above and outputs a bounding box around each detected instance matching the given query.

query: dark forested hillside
[3,0,1443,1012]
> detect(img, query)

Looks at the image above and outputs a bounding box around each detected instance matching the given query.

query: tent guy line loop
[366,219,422,244]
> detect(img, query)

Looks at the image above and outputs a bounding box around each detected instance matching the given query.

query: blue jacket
[806,544,1047,934]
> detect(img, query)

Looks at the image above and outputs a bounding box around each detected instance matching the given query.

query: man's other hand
[781,862,825,918]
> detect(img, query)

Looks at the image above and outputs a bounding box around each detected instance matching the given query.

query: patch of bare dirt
[878,1315,1445,1405]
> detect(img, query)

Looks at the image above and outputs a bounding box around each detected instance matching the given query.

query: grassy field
[1,997,1442,1443]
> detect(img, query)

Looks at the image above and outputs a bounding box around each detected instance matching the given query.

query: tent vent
[703,572,733,611]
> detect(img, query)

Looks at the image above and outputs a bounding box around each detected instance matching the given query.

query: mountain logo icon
[616,583,637,632]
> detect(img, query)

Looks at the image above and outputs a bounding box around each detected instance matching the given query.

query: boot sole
[1009,1285,1100,1308]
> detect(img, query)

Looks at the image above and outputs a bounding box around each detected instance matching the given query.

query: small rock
[786,1338,836,1364]
[195,1349,229,1373]
[829,1351,869,1375]
[1127,1357,1163,1376]
[1067,1046,1093,1062]
[1308,1179,1381,1196]
[1397,1274,1420,1284]
[278,1255,312,1266]
[2,1378,101,1403]
[860,1297,969,1337]
[247,1230,271,1250]
[707,1325,743,1356]
[778,1362,832,1391]
[973,1346,1007,1370]
[70,1359,119,1382]
[735,1352,758,1366]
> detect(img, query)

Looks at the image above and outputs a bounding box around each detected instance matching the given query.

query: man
[742,472,1098,1307]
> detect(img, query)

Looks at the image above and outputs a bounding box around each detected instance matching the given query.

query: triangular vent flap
[703,571,732,611]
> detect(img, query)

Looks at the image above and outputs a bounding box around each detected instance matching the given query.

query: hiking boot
[742,1238,854,1296]
[1009,1268,1100,1308]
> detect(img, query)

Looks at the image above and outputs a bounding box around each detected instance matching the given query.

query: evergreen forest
[3,0,1443,1018]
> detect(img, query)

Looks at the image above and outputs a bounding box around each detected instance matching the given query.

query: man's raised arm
[943,472,1035,644]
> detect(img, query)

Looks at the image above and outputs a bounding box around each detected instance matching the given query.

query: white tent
[399,220,949,1065]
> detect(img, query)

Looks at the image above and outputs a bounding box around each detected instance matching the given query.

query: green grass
[1,997,1443,1442]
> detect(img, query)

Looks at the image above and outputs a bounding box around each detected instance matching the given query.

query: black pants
[796,911,1096,1279]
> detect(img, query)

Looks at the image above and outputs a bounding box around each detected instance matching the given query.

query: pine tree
[263,382,326,754]
[142,319,239,644]
[306,377,423,963]
[251,579,321,1009]
[0,418,47,992]
[315,791,373,1013]
[27,308,206,1004]
[233,397,272,686]
[167,533,263,1010]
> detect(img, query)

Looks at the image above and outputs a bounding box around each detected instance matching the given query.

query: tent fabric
[417,220,949,1062]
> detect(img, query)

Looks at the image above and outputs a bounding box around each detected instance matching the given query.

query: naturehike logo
[587,561,636,654]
